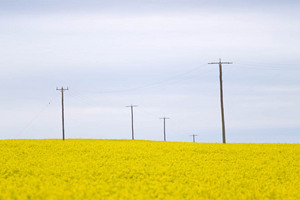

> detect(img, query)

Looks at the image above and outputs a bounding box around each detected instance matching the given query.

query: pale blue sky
[0,0,299,142]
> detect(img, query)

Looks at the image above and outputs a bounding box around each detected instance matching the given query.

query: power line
[91,63,209,94]
[16,99,54,138]
[234,61,300,71]
[67,92,96,107]
[56,87,69,141]
[208,59,232,144]
[126,105,138,140]
[238,61,299,66]
[63,64,216,108]
[137,109,160,119]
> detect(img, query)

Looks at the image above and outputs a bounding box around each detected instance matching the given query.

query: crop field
[0,140,299,199]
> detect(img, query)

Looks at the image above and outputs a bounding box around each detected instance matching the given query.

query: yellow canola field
[0,140,299,200]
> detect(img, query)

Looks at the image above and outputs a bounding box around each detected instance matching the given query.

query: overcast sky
[0,0,299,143]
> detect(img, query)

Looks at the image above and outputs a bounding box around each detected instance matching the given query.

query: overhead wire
[65,63,213,107]
[236,62,300,71]
[136,109,162,119]
[88,63,210,94]
[9,60,300,140]
[15,97,55,139]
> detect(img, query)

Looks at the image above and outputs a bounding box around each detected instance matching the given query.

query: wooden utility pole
[56,87,69,141]
[126,105,138,140]
[208,59,232,144]
[190,134,198,143]
[160,117,170,141]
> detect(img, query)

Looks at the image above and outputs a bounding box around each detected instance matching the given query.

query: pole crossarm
[56,87,69,91]
[208,58,233,65]
[208,62,232,64]
[126,105,138,108]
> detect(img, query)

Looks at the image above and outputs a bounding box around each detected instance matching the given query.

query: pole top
[56,86,69,91]
[208,58,233,65]
[126,105,138,107]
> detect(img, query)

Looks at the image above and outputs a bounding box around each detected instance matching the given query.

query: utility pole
[126,105,138,140]
[190,134,198,143]
[208,58,232,144]
[160,117,170,141]
[56,87,69,141]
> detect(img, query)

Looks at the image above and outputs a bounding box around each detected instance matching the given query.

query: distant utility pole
[190,134,198,143]
[126,105,138,140]
[56,87,69,141]
[208,58,232,144]
[160,117,170,141]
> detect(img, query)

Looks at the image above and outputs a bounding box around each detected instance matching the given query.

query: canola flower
[0,139,299,199]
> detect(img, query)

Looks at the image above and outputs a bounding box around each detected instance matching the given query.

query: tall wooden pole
[160,117,170,141]
[131,106,134,140]
[56,87,68,141]
[163,118,166,141]
[190,134,198,143]
[208,59,232,144]
[219,60,226,144]
[126,105,138,140]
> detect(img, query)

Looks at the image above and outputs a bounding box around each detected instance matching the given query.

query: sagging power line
[56,87,69,141]
[208,59,232,144]
[87,63,209,94]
